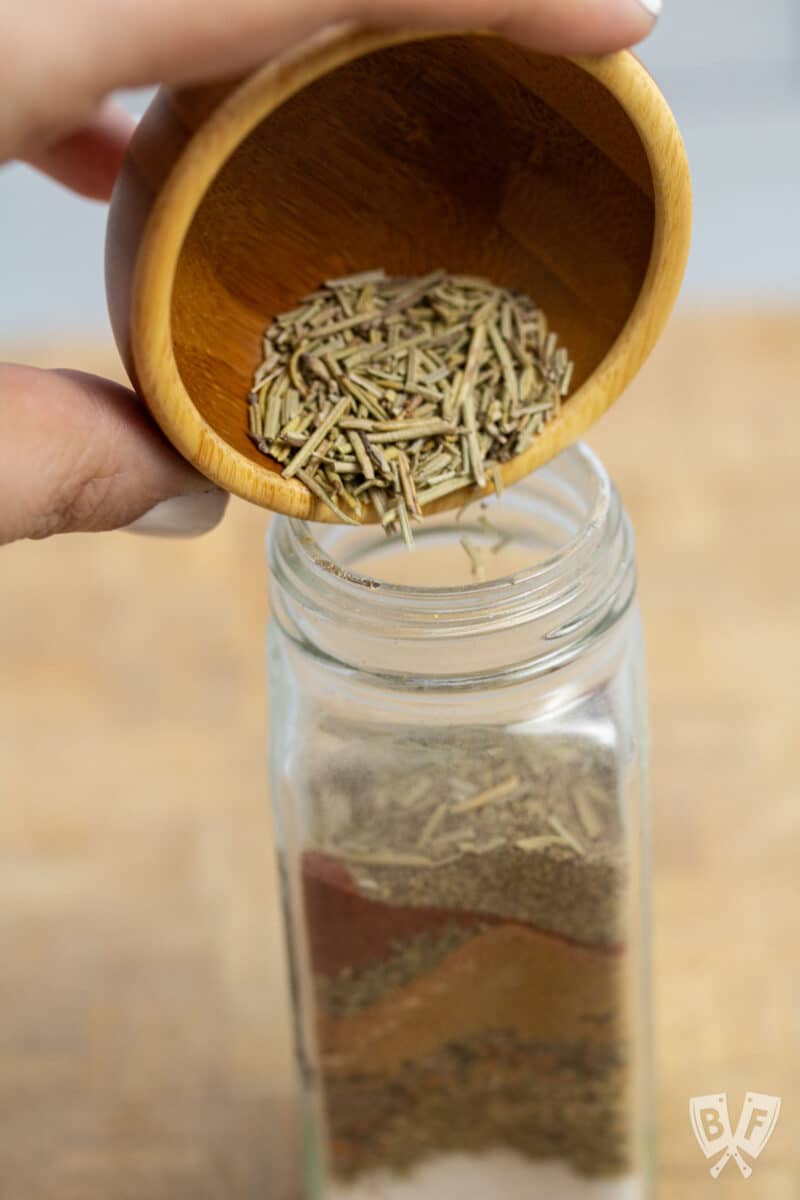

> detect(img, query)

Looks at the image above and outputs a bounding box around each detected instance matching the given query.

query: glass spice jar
[268,443,651,1200]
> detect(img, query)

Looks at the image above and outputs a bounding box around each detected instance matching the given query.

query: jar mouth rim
[279,443,611,607]
[269,443,635,672]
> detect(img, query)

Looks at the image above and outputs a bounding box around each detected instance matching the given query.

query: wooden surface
[1,312,798,1198]
[107,33,690,518]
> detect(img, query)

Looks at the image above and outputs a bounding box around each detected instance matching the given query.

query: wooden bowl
[106,26,691,522]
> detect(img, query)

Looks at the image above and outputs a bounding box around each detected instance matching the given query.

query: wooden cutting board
[1,313,798,1198]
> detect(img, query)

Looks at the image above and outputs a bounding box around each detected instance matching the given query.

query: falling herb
[247,270,573,539]
[459,535,486,581]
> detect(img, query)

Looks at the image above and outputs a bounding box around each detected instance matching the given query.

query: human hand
[0,0,659,545]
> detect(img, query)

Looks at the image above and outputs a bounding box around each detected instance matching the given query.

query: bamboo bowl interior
[109,31,688,519]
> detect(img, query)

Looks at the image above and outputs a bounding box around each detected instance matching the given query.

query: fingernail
[637,0,661,15]
[124,490,229,538]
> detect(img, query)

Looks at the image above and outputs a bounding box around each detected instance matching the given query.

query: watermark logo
[689,1092,781,1179]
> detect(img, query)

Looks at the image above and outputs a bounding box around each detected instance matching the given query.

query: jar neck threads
[268,444,636,681]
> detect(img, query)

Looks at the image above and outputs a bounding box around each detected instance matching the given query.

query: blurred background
[1,3,798,1198]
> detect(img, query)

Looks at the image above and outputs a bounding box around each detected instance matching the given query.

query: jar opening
[268,444,635,678]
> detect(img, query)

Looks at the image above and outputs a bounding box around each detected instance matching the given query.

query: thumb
[0,364,227,545]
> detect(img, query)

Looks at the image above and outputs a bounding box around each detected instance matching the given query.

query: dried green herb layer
[247,270,573,539]
[325,1030,630,1180]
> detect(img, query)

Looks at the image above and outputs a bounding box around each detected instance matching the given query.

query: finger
[53,0,658,103]
[0,364,227,545]
[21,101,135,201]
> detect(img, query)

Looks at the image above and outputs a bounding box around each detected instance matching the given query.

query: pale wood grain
[106,31,691,521]
[1,313,798,1197]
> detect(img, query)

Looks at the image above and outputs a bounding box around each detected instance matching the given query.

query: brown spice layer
[318,922,625,1076]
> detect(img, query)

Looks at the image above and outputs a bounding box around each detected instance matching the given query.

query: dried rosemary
[247,270,573,538]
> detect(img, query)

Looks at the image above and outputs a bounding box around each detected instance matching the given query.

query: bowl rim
[126,27,692,519]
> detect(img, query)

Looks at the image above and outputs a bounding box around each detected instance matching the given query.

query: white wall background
[1,0,799,337]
